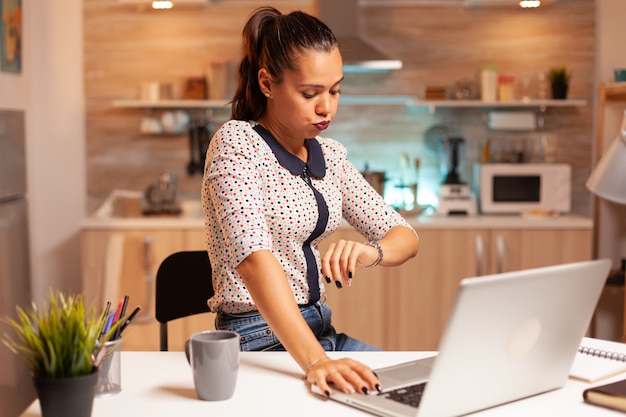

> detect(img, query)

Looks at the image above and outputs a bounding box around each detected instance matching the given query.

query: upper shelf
[112,97,588,111]
[112,99,230,109]
[603,82,626,101]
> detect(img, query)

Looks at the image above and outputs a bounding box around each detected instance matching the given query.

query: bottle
[482,139,491,163]
[480,66,498,102]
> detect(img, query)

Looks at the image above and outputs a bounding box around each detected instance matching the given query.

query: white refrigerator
[0,110,35,416]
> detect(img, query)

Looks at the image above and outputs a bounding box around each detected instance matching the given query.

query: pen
[103,312,115,336]
[112,297,124,325]
[98,301,111,339]
[119,306,141,335]
[113,295,130,340]
[119,295,129,319]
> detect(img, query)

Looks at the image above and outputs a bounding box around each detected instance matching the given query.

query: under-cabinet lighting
[519,0,541,8]
[152,1,173,9]
[117,0,214,8]
[464,0,556,7]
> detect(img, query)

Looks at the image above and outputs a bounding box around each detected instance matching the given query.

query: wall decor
[1,0,21,73]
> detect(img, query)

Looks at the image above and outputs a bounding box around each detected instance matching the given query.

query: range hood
[319,0,403,72]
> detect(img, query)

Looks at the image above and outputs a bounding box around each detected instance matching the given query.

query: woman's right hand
[305,356,382,397]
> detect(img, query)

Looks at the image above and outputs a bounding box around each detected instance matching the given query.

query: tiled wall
[85,0,595,215]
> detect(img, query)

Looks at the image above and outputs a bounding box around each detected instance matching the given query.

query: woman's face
[260,47,344,141]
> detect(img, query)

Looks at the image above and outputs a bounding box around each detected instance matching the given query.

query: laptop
[314,259,611,417]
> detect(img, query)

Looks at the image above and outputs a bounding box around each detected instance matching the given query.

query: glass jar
[498,75,515,101]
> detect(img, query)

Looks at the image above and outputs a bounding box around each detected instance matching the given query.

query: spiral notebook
[570,337,626,383]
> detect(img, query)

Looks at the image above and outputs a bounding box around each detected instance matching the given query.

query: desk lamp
[587,110,626,338]
[586,109,626,282]
[586,109,626,205]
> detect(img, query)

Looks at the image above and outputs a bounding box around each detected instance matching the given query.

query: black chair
[155,250,214,351]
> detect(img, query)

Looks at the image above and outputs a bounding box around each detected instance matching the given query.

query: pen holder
[96,339,122,397]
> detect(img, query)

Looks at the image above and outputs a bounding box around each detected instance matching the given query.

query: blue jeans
[215,301,382,352]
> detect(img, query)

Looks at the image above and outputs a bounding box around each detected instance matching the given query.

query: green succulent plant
[2,290,120,379]
[548,66,572,86]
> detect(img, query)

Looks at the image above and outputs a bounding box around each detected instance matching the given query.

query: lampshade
[586,111,626,204]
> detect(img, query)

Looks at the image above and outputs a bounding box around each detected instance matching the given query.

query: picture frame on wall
[1,0,21,74]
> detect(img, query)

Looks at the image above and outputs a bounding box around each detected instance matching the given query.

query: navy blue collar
[254,124,326,179]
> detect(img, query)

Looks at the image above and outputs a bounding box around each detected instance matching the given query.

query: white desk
[20,351,625,416]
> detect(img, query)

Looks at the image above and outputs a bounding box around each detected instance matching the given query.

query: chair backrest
[155,250,213,351]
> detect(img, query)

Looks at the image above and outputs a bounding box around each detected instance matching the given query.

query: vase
[551,83,569,99]
[33,370,99,417]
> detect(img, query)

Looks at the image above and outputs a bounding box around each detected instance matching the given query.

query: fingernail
[325,276,331,283]
[361,386,369,395]
[335,281,343,289]
[348,271,353,279]
[325,390,330,398]
[373,371,379,378]
[376,384,383,393]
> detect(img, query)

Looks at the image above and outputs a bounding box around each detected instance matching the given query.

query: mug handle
[145,184,157,205]
[184,339,192,365]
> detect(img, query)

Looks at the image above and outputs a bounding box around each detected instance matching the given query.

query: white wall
[0,1,85,415]
[25,1,86,300]
[595,0,626,269]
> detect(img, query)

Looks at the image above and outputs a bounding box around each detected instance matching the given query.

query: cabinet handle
[134,235,156,324]
[496,234,505,274]
[475,234,484,277]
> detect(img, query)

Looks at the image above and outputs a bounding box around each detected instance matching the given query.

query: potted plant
[548,66,572,99]
[2,290,120,417]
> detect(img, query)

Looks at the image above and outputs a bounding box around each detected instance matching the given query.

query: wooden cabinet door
[488,229,592,274]
[184,229,206,250]
[384,229,489,351]
[82,229,212,351]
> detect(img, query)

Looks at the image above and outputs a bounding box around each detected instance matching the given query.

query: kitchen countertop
[81,192,592,231]
[80,214,593,230]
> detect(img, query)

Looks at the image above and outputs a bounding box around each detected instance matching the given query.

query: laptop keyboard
[383,382,426,408]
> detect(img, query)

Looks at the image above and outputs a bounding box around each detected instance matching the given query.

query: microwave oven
[472,163,571,214]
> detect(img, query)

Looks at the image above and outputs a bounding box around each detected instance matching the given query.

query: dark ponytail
[231,7,338,121]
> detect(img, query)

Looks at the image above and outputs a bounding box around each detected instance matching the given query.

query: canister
[480,66,498,102]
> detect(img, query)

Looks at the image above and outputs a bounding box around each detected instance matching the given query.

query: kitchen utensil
[161,110,189,134]
[187,119,213,175]
[423,124,453,155]
[140,116,162,134]
[144,172,180,214]
[361,167,386,197]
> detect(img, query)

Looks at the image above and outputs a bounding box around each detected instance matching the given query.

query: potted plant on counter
[2,290,120,417]
[548,66,572,99]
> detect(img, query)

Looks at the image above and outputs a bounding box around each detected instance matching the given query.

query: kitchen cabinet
[81,228,214,351]
[82,214,591,352]
[321,225,592,351]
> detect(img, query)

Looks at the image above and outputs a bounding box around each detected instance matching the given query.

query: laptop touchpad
[377,358,435,387]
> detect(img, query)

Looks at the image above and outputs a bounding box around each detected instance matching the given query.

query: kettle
[144,172,179,214]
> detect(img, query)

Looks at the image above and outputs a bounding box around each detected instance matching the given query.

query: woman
[201,6,419,397]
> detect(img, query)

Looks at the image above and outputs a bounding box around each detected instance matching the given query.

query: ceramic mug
[184,330,240,401]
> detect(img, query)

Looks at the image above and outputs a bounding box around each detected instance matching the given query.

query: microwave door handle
[495,234,505,274]
[475,234,484,277]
